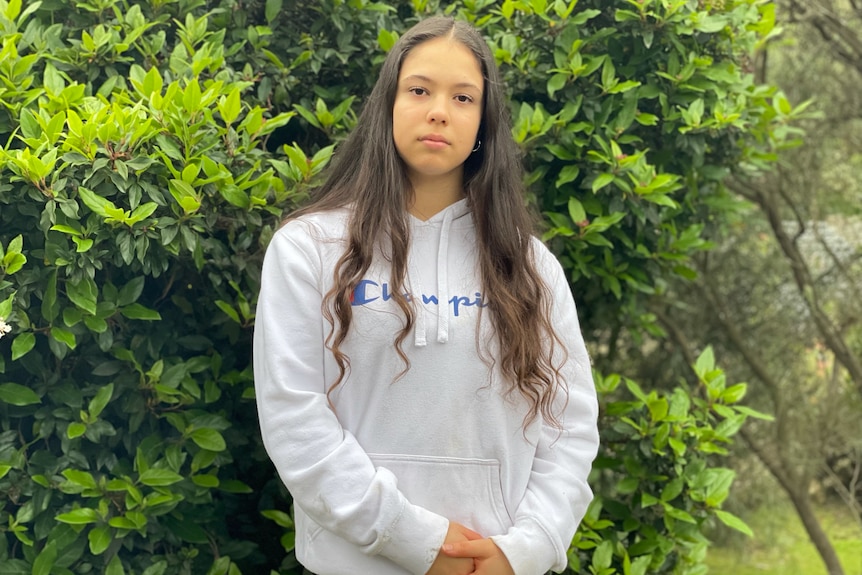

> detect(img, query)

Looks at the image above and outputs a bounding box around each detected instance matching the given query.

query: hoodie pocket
[368,453,513,536]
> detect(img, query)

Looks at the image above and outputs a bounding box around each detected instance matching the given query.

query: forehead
[398,36,484,89]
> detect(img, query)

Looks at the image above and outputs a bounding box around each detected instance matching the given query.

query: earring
[472,140,482,153]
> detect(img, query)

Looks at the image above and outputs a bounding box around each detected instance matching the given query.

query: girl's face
[392,36,484,189]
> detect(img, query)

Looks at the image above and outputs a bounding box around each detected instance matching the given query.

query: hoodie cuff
[376,503,449,574]
[491,517,560,575]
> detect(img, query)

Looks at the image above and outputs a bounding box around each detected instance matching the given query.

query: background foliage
[0,0,795,573]
[645,1,862,573]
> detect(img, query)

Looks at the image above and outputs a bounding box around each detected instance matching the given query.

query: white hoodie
[253,199,599,575]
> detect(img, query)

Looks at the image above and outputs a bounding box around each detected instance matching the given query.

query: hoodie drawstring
[408,254,428,347]
[407,202,462,347]
[435,208,454,344]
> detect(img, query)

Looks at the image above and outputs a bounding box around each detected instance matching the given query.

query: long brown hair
[288,16,567,426]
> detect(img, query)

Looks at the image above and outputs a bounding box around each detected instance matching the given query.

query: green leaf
[215,301,240,323]
[720,383,747,404]
[67,422,87,439]
[261,509,294,528]
[281,531,295,553]
[0,559,30,574]
[734,405,775,421]
[219,479,253,493]
[694,346,715,377]
[168,179,200,214]
[142,561,168,575]
[636,112,659,126]
[556,165,580,188]
[292,105,320,130]
[567,198,586,224]
[715,509,754,537]
[117,277,144,306]
[647,397,668,422]
[120,303,161,320]
[591,540,613,570]
[3,253,26,274]
[67,276,98,315]
[88,526,112,555]
[50,326,77,349]
[264,0,283,23]
[218,88,242,125]
[139,469,184,487]
[78,187,117,219]
[571,8,600,25]
[127,202,158,225]
[592,173,615,192]
[108,517,137,530]
[84,315,108,333]
[624,378,649,403]
[207,557,232,575]
[62,469,98,490]
[0,291,13,317]
[6,0,23,23]
[42,270,58,322]
[89,383,114,419]
[608,80,641,94]
[547,73,567,97]
[667,437,686,457]
[106,554,126,575]
[377,29,398,52]
[183,79,202,114]
[190,428,227,452]
[218,185,250,209]
[56,508,99,525]
[18,109,40,140]
[0,382,41,405]
[11,332,35,360]
[661,478,684,502]
[32,541,57,575]
[664,504,696,523]
[192,474,219,488]
[601,58,616,91]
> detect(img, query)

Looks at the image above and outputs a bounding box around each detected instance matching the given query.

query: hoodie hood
[406,199,472,347]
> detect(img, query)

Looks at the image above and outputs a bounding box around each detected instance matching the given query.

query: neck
[407,171,465,221]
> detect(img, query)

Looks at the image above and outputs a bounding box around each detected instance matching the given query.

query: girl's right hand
[426,522,482,575]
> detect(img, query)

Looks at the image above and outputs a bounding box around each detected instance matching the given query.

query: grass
[706,502,862,575]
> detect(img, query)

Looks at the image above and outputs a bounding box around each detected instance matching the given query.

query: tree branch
[751,184,862,396]
[784,0,862,78]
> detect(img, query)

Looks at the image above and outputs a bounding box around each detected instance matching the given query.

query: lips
[419,134,450,144]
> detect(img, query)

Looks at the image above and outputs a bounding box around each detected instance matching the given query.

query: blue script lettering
[352,281,487,315]
[449,292,488,316]
[351,280,379,305]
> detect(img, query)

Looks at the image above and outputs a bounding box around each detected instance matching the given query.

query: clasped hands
[426,521,515,575]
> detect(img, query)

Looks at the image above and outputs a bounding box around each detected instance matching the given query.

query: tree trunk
[743,431,846,575]
[655,301,848,575]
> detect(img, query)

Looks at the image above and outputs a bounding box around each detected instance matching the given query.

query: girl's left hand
[441,538,515,575]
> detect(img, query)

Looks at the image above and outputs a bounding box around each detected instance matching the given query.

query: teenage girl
[253,16,599,575]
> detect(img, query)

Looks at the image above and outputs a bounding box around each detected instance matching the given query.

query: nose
[427,96,449,124]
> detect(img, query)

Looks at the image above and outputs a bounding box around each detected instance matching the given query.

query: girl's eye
[455,95,474,103]
[409,87,428,96]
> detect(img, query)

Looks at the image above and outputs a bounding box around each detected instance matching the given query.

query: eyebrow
[401,74,483,93]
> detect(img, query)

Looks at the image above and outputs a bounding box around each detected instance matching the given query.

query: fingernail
[442,544,453,552]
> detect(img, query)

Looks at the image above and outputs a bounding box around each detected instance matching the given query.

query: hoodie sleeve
[253,220,450,574]
[490,242,600,575]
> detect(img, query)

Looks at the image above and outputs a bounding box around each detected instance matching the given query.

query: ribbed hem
[376,504,449,574]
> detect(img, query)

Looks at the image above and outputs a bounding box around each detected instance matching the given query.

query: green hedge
[0,0,785,573]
